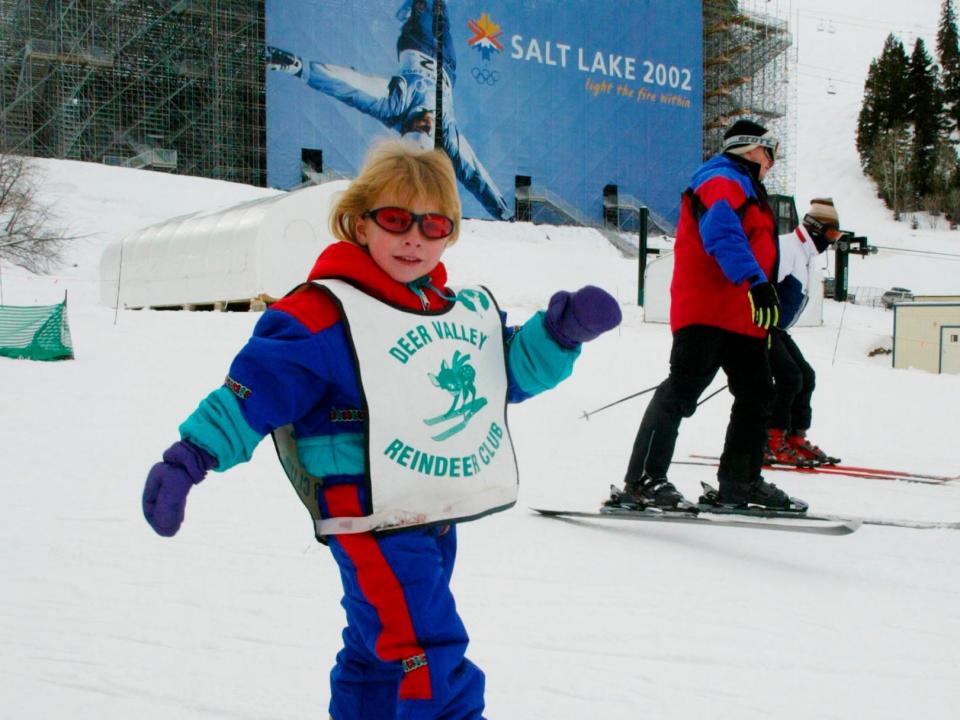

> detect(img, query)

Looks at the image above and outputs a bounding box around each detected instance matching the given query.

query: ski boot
[265,46,303,77]
[788,430,840,465]
[606,474,696,512]
[764,429,815,467]
[700,477,808,513]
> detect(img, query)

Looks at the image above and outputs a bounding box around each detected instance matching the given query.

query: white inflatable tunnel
[100,180,349,309]
[642,251,824,327]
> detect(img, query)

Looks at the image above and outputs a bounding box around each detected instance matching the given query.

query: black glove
[747,281,780,330]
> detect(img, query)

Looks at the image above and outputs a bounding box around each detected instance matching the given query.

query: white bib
[278,280,519,536]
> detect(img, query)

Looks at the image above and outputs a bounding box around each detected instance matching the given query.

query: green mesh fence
[0,296,74,361]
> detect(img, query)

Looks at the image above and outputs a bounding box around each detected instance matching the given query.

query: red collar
[307,242,450,310]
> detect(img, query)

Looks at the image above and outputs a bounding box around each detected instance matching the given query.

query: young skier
[141,139,621,719]
[764,198,844,466]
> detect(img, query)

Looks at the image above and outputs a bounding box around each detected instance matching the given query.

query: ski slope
[2,1,959,718]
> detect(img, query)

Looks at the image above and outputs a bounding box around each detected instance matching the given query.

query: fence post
[638,206,649,306]
[834,240,849,302]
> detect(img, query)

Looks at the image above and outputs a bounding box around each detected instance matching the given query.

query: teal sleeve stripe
[298,433,366,477]
[180,387,264,472]
[509,311,580,397]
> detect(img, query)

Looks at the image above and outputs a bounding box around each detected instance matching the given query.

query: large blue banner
[266,0,702,225]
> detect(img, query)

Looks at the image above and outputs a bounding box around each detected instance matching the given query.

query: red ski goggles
[362,206,455,240]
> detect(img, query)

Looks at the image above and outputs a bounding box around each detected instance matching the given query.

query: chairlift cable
[870,245,960,261]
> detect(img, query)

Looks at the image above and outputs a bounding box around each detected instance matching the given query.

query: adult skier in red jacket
[617,118,805,512]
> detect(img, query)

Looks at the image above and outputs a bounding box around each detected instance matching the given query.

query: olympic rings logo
[471,66,500,85]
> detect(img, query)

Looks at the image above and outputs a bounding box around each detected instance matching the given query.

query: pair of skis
[534,482,854,536]
[533,481,960,535]
[682,454,960,486]
[533,506,860,535]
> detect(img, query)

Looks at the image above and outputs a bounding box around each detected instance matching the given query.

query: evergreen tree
[874,34,912,130]
[856,60,881,167]
[857,35,913,215]
[936,0,960,222]
[907,38,945,204]
[923,142,960,219]
[937,0,960,135]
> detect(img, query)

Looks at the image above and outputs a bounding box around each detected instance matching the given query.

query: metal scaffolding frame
[702,0,795,195]
[0,0,265,186]
[1,2,795,197]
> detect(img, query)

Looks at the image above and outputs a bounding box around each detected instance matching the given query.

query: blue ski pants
[326,516,485,720]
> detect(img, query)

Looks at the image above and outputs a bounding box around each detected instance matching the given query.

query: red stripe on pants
[324,485,432,700]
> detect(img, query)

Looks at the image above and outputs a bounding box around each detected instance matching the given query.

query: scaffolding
[0,0,265,186]
[703,0,796,195]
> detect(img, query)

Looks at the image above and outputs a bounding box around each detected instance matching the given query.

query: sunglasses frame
[362,206,455,240]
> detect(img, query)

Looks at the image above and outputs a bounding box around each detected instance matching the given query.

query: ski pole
[580,383,660,420]
[831,300,848,366]
[696,384,728,407]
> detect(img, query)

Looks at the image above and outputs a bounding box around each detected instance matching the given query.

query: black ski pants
[768,328,815,432]
[625,324,774,488]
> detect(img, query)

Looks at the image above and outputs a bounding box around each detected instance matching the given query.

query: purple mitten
[142,441,216,537]
[544,285,622,348]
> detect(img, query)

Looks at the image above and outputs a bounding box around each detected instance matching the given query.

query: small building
[892,301,960,375]
[100,180,348,310]
[913,294,960,303]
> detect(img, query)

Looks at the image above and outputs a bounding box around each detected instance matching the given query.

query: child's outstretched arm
[507,285,621,402]
[142,298,339,536]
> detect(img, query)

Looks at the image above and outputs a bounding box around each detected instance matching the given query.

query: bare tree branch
[0,154,72,274]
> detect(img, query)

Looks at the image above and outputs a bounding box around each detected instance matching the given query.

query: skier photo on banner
[266,0,513,220]
[140,140,621,719]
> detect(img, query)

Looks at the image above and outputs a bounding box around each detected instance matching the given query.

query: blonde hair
[330,139,462,246]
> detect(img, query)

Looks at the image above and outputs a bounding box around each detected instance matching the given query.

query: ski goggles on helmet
[802,212,843,242]
[362,206,455,240]
[722,133,780,164]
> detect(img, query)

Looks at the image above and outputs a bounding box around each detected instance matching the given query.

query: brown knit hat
[807,197,839,228]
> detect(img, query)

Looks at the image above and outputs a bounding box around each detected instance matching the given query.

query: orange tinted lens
[420,213,454,239]
[374,207,414,232]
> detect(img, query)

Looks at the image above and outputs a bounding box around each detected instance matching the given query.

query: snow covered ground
[2,1,959,718]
